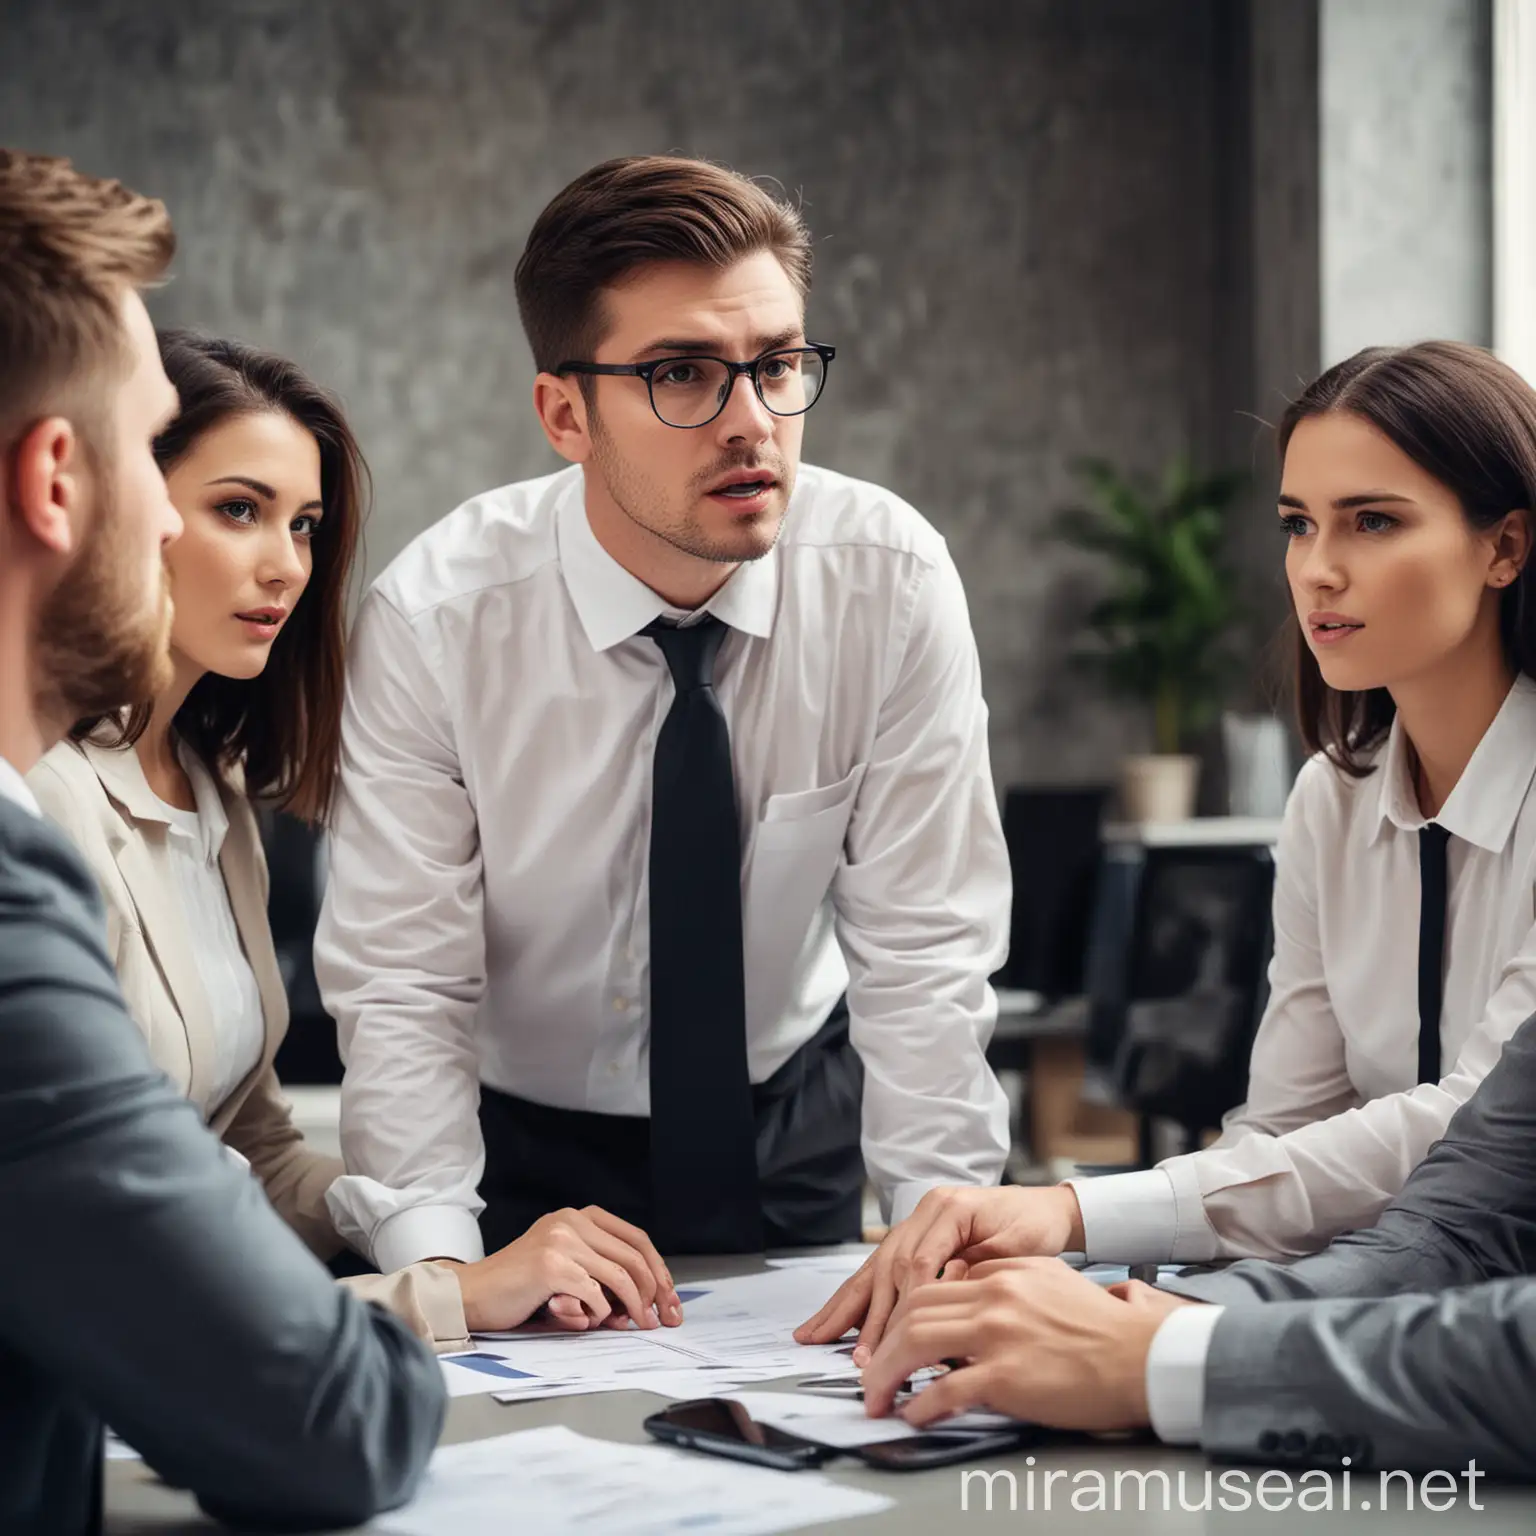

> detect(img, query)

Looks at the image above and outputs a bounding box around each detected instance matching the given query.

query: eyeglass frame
[552,342,836,429]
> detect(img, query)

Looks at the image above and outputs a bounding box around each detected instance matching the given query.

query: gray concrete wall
[1321,0,1492,365]
[3,0,1300,791]
[1223,0,1324,712]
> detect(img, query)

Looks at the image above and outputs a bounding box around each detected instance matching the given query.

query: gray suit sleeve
[1164,1010,1536,1308]
[0,818,445,1530]
[1202,1277,1536,1478]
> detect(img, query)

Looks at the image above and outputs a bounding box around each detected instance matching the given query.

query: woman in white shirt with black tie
[802,339,1536,1361]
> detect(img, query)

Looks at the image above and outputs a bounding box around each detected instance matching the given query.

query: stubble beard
[590,415,794,567]
[34,471,176,727]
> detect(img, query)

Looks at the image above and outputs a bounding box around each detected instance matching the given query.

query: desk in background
[994,810,1282,1174]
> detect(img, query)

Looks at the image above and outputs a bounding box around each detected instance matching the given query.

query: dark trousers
[477,1001,864,1254]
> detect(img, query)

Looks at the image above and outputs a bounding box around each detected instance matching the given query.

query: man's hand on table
[436,1205,683,1333]
[861,1257,1202,1431]
[794,1184,1087,1364]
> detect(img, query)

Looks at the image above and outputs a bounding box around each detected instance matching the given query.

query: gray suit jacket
[1167,1011,1536,1478]
[0,796,445,1534]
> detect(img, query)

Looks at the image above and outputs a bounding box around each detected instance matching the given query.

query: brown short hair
[0,149,175,447]
[1281,341,1536,775]
[74,331,367,825]
[514,156,812,374]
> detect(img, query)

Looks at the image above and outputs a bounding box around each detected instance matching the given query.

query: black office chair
[993,785,1110,1001]
[987,785,1108,1069]
[261,809,343,1085]
[985,787,1109,1174]
[1079,843,1146,1088]
[1111,845,1275,1161]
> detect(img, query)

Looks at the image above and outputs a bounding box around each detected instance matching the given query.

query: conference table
[105,1253,1536,1534]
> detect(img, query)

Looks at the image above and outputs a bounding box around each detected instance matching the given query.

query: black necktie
[1417,823,1451,1085]
[643,616,762,1253]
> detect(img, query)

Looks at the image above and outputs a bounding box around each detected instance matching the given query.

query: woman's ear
[1490,508,1533,588]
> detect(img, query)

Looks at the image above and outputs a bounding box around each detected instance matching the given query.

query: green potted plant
[1056,455,1246,822]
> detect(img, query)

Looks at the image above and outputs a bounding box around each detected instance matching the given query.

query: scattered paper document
[765,1246,872,1277]
[444,1338,811,1401]
[370,1423,893,1536]
[446,1268,857,1398]
[443,1326,714,1397]
[662,1266,862,1374]
[480,1377,609,1404]
[490,1365,795,1407]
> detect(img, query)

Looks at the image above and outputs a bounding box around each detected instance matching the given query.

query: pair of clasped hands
[449,1185,1197,1434]
[793,1184,1199,1433]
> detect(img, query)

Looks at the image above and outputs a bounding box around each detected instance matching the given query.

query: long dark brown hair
[1283,340,1536,776]
[74,330,367,823]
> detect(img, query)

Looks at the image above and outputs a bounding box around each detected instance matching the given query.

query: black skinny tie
[643,617,762,1253]
[1417,823,1451,1085]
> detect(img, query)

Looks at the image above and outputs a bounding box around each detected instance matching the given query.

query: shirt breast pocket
[754,765,867,855]
[743,766,865,1030]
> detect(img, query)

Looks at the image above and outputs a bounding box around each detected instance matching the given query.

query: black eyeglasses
[554,343,836,429]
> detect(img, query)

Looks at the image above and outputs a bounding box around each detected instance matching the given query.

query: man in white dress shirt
[317,156,1011,1267]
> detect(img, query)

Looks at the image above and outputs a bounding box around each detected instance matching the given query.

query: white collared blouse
[151,745,267,1116]
[1075,675,1536,1264]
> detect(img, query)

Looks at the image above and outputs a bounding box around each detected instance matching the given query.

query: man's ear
[6,417,84,556]
[532,373,593,464]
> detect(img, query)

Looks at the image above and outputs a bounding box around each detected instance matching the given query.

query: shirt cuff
[371,1202,486,1272]
[1065,1169,1179,1264]
[1156,1153,1225,1263]
[339,1263,472,1353]
[1144,1302,1225,1444]
[888,1180,938,1226]
[413,1262,472,1351]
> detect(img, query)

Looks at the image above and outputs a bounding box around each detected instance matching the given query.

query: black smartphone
[644,1399,833,1472]
[645,1399,1041,1474]
[853,1427,1042,1470]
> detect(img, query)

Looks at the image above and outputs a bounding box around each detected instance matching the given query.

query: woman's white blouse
[154,748,267,1117]
[1072,674,1536,1263]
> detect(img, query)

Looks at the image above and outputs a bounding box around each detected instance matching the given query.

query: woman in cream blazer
[31,739,351,1256]
[28,331,680,1349]
[31,735,489,1346]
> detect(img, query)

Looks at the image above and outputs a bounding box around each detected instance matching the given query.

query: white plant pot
[1119,754,1200,824]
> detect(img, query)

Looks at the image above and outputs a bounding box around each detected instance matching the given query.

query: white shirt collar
[170,741,231,867]
[555,476,779,653]
[80,733,230,865]
[1371,674,1536,853]
[0,755,41,818]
